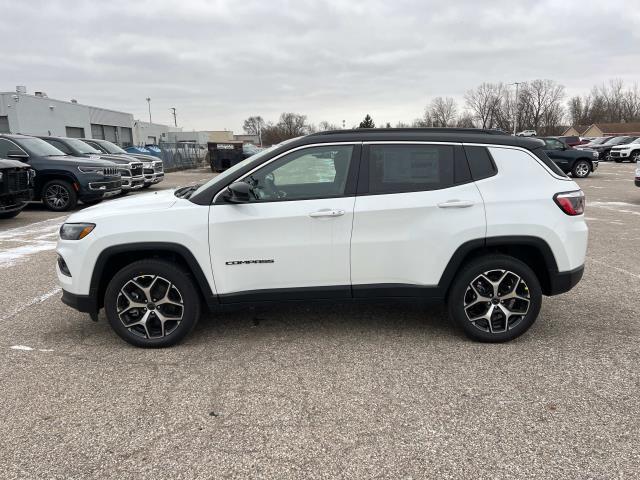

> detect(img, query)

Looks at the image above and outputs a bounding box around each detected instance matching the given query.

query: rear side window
[464,146,497,180]
[367,144,454,194]
[532,147,567,177]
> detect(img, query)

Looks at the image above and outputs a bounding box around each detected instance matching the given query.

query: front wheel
[572,160,591,178]
[104,259,201,348]
[447,255,542,342]
[631,152,640,163]
[42,180,77,211]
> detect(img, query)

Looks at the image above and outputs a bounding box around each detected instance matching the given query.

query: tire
[142,184,152,189]
[631,152,640,163]
[0,209,23,219]
[104,259,201,348]
[447,255,542,343]
[572,160,591,178]
[42,180,77,211]
[614,158,622,163]
[120,189,129,196]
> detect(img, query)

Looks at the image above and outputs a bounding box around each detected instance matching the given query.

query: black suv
[540,137,599,178]
[38,136,144,193]
[0,134,121,211]
[0,158,34,218]
[589,136,637,161]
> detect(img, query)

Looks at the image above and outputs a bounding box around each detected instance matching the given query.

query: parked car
[608,138,640,163]
[0,158,34,219]
[575,137,610,149]
[556,136,582,147]
[516,130,537,137]
[0,134,121,211]
[57,128,587,347]
[636,161,640,188]
[242,143,264,159]
[589,136,638,161]
[82,139,164,188]
[540,137,599,178]
[38,136,144,193]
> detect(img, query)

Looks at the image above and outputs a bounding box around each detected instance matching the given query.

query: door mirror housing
[224,181,253,203]
[7,149,28,160]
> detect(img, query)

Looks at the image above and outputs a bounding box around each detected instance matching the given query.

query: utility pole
[146,97,152,124]
[257,122,262,147]
[170,107,177,127]
[509,82,521,135]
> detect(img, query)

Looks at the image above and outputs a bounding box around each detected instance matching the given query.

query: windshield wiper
[174,184,201,199]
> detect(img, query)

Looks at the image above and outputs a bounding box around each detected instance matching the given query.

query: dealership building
[0,87,178,147]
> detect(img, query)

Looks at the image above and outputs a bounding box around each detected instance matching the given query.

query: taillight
[554,190,585,216]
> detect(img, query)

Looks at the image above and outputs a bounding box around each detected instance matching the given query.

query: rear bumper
[547,265,584,296]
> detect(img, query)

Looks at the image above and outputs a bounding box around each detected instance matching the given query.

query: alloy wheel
[463,269,530,334]
[575,162,589,177]
[116,275,184,339]
[45,184,70,209]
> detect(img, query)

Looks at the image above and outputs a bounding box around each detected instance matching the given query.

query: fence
[152,142,209,171]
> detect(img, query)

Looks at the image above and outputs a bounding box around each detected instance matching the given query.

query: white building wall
[133,121,182,145]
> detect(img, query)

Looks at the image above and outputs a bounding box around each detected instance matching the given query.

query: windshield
[190,138,299,199]
[66,138,103,154]
[97,140,127,154]
[15,137,65,157]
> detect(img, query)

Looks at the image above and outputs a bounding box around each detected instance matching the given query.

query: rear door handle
[309,209,345,218]
[437,200,475,209]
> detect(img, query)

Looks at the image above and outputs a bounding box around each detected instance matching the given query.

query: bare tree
[464,83,504,128]
[242,116,266,136]
[456,112,476,128]
[317,121,340,131]
[428,97,458,127]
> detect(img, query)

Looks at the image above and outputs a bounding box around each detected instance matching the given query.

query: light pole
[170,107,177,127]
[509,82,521,135]
[146,97,152,124]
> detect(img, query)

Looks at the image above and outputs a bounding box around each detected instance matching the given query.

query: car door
[350,142,485,297]
[543,138,571,171]
[209,143,360,301]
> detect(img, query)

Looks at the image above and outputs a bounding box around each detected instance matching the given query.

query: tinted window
[543,138,564,150]
[0,138,24,157]
[464,146,497,180]
[368,144,454,194]
[247,145,353,201]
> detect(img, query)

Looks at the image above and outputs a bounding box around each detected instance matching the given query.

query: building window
[0,116,9,134]
[65,126,85,138]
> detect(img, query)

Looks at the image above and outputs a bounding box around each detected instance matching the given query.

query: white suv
[516,130,538,137]
[56,129,588,347]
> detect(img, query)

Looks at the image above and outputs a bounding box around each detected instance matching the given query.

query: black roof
[298,128,545,151]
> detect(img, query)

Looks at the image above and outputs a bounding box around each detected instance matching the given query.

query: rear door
[350,142,486,297]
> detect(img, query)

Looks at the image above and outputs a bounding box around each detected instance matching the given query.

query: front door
[209,143,360,302]
[542,138,571,171]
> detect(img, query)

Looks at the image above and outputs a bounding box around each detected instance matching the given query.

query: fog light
[57,255,71,277]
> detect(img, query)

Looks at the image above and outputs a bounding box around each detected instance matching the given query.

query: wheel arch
[439,236,559,297]
[35,172,78,199]
[90,242,217,312]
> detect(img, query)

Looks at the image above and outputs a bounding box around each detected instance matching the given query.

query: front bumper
[61,289,97,314]
[547,265,584,296]
[121,175,145,191]
[0,189,32,212]
[610,150,630,158]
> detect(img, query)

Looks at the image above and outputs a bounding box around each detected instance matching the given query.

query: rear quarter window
[463,146,497,180]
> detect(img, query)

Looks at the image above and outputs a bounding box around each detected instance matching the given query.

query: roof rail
[309,127,509,136]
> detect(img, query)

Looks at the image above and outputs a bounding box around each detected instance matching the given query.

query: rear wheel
[572,160,591,178]
[42,180,77,211]
[104,259,201,348]
[447,255,542,342]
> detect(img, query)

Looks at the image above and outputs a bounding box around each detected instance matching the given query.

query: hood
[125,153,161,163]
[45,155,119,168]
[0,158,31,169]
[68,188,179,221]
[95,153,142,165]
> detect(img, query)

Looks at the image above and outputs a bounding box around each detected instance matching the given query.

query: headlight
[144,162,153,168]
[78,166,104,175]
[59,223,96,240]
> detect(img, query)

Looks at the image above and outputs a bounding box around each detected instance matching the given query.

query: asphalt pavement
[0,163,639,479]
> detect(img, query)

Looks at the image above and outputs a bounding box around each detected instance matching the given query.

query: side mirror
[224,181,252,203]
[7,150,28,160]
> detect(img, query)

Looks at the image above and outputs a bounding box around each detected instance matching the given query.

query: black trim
[485,235,558,273]
[548,265,584,296]
[61,289,96,314]
[219,285,351,304]
[87,242,217,312]
[352,283,443,301]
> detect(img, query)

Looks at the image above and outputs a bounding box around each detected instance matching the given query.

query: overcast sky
[2,0,640,132]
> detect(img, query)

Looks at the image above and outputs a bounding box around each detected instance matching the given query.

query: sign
[216,144,235,150]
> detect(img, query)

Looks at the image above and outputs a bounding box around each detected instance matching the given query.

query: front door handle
[437,200,475,209]
[309,209,345,218]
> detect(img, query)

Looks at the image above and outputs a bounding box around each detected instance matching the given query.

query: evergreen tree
[358,114,375,128]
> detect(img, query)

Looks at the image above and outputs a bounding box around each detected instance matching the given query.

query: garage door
[65,126,85,138]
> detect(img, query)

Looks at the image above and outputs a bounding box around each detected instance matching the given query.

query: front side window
[544,139,564,150]
[368,144,454,194]
[246,144,353,201]
[45,139,72,154]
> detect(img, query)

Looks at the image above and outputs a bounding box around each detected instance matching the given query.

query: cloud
[1,0,639,131]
